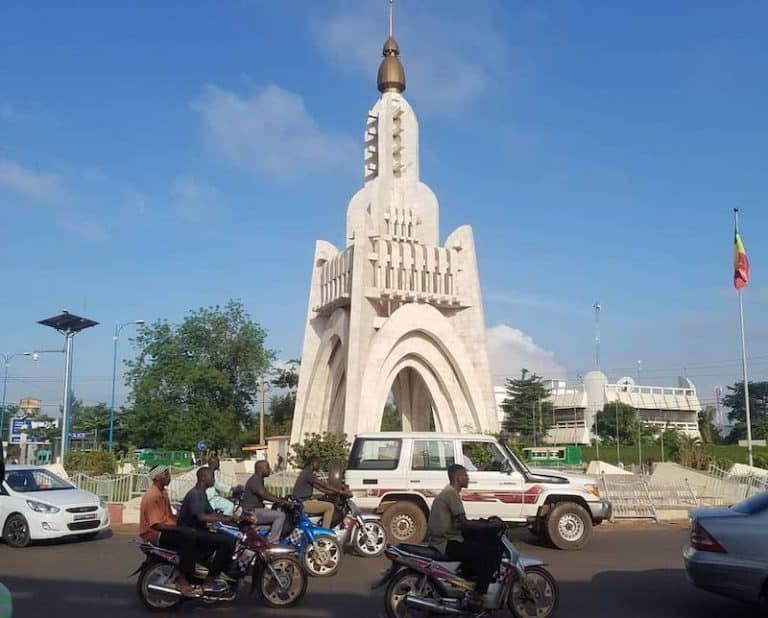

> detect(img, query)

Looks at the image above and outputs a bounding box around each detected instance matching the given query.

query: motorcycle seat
[397,544,447,561]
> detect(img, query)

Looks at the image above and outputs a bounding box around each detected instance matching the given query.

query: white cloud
[312,3,512,112]
[171,177,223,222]
[486,324,566,383]
[191,84,356,178]
[0,158,62,200]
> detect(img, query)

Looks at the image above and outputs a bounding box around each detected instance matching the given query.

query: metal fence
[70,472,150,503]
[704,464,768,506]
[599,474,657,520]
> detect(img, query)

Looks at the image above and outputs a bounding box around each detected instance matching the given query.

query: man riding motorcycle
[424,463,504,610]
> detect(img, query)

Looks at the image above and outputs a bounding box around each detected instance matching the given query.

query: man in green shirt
[425,464,504,608]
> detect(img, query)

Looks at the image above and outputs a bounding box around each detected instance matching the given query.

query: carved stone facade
[290,36,498,443]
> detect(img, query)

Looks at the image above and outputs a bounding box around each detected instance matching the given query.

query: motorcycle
[134,519,308,611]
[250,498,343,578]
[311,494,387,558]
[374,525,559,617]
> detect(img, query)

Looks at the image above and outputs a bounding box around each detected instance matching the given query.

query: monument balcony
[314,246,354,315]
[365,238,466,309]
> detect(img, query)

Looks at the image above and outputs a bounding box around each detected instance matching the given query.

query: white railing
[369,239,461,303]
[70,472,149,503]
[317,246,354,310]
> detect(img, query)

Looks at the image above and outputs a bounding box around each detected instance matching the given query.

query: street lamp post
[0,352,34,443]
[37,312,99,462]
[109,320,144,453]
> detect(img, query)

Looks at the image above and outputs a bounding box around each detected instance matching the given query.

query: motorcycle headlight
[26,499,61,514]
[584,484,601,497]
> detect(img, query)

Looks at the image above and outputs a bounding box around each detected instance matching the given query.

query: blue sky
[1,0,767,416]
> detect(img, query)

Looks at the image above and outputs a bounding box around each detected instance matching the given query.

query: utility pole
[637,360,643,471]
[592,302,601,369]
[260,374,266,446]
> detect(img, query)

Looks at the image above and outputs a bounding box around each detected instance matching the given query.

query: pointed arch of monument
[358,303,491,434]
[293,308,348,439]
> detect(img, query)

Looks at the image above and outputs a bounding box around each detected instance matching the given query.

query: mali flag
[734,228,750,289]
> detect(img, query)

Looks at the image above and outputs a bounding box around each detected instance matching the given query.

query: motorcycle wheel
[257,555,308,608]
[353,521,387,557]
[384,569,439,618]
[508,565,559,618]
[136,560,184,612]
[303,535,342,577]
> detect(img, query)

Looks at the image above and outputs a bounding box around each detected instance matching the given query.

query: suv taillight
[690,520,727,553]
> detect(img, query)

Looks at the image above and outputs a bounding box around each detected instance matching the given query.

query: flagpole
[734,208,753,467]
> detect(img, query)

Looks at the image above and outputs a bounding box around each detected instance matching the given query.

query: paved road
[0,523,759,617]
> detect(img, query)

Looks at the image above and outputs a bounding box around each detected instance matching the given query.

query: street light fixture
[109,320,145,453]
[0,351,36,443]
[37,311,99,461]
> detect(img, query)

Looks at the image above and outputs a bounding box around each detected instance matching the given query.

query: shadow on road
[3,568,761,618]
[558,569,761,618]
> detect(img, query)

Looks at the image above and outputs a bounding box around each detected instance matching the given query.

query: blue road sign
[197,440,206,451]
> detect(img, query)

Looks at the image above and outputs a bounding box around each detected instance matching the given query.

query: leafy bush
[65,449,117,475]
[289,432,351,471]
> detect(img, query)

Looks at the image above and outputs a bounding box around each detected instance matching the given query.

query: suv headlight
[584,484,601,497]
[26,499,61,514]
[99,498,107,509]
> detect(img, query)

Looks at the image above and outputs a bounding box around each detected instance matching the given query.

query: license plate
[74,513,97,521]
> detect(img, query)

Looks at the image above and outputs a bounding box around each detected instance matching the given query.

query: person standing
[241,460,289,544]
[138,466,197,597]
[177,467,237,593]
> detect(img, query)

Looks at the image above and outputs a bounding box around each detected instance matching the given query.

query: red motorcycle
[134,519,307,611]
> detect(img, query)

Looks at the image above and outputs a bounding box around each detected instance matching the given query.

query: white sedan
[1,465,110,547]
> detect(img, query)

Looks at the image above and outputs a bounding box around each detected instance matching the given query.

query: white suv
[345,432,611,551]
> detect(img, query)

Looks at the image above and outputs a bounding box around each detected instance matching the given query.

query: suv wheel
[545,502,592,551]
[382,502,427,544]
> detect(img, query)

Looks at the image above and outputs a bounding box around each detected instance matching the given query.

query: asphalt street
[0,523,759,617]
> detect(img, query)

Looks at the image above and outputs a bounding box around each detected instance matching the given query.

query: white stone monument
[290,15,498,444]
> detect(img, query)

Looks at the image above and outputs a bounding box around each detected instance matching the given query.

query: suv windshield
[4,468,73,492]
[499,442,529,475]
[348,438,401,470]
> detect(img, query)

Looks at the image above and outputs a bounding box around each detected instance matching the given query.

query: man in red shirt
[139,466,197,597]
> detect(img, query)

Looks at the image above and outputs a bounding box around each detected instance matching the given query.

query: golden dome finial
[377,0,405,93]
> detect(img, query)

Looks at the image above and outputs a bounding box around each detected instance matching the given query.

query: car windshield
[4,468,73,492]
[732,492,768,515]
[499,442,530,475]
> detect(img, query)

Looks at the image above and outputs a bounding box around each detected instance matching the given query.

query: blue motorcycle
[257,499,342,577]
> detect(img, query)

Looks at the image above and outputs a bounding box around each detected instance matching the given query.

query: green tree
[501,369,553,446]
[269,359,300,430]
[290,432,351,471]
[595,402,638,445]
[381,401,402,431]
[723,381,768,443]
[124,300,274,451]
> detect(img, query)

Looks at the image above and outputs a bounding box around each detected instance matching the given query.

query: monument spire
[377,0,405,93]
